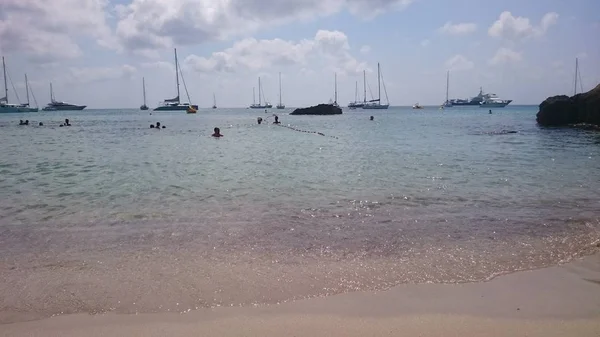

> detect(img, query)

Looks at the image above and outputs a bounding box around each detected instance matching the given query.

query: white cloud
[489,47,522,65]
[420,39,430,47]
[488,11,559,40]
[114,0,415,53]
[141,61,175,73]
[62,65,137,84]
[438,22,477,35]
[360,45,371,54]
[445,54,474,71]
[0,0,113,62]
[184,30,367,76]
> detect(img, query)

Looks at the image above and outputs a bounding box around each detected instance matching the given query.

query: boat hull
[451,102,481,106]
[362,104,389,110]
[480,100,512,108]
[0,107,21,113]
[276,105,285,109]
[43,105,86,111]
[140,105,149,111]
[250,104,273,109]
[0,105,38,113]
[348,103,365,108]
[154,104,198,111]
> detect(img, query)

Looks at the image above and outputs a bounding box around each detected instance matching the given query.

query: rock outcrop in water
[536,83,600,127]
[290,104,342,115]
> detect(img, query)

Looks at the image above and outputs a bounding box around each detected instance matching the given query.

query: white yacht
[479,94,512,108]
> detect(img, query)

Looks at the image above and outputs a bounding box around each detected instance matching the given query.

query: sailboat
[363,63,389,109]
[573,57,584,96]
[276,72,285,109]
[154,48,198,111]
[41,82,86,111]
[249,77,272,109]
[441,70,452,108]
[349,71,367,108]
[212,93,217,109]
[0,56,20,113]
[0,58,38,112]
[330,72,339,107]
[140,77,149,110]
[18,74,38,112]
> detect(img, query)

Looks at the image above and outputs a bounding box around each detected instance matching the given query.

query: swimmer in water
[489,109,492,114]
[39,122,43,126]
[19,120,24,125]
[150,124,155,128]
[64,119,70,126]
[156,122,161,129]
[370,116,374,121]
[24,120,29,125]
[212,127,223,137]
[273,115,280,124]
[257,117,263,125]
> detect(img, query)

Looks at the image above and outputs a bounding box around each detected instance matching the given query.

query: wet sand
[2,254,599,337]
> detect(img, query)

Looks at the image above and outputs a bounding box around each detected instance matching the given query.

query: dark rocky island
[290,104,342,115]
[536,83,600,127]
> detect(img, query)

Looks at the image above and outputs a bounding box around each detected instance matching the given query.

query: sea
[1,105,599,322]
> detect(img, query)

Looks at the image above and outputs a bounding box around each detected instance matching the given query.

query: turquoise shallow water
[1,106,599,321]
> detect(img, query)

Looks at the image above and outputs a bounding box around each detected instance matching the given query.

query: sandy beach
[2,254,599,337]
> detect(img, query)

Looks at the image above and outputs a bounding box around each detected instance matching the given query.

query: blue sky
[1,0,599,108]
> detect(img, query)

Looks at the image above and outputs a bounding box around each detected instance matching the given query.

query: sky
[1,0,599,108]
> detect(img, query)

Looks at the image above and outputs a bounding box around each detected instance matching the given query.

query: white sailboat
[154,48,197,111]
[349,70,367,108]
[250,77,272,109]
[276,72,285,109]
[140,77,148,110]
[1,57,39,113]
[363,62,389,109]
[331,72,339,107]
[441,70,452,108]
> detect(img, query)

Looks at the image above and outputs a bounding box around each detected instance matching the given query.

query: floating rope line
[273,120,339,139]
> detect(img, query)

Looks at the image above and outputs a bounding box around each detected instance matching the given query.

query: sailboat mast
[174,48,180,103]
[258,77,262,105]
[363,70,366,103]
[253,87,256,104]
[25,74,30,105]
[355,81,358,102]
[279,72,282,106]
[2,57,7,103]
[334,72,337,104]
[445,70,449,103]
[574,58,578,95]
[50,82,54,102]
[377,63,381,105]
[142,77,147,105]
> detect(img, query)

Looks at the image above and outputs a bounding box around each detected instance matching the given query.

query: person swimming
[24,120,29,125]
[212,127,223,137]
[257,117,263,125]
[150,124,155,128]
[273,115,280,124]
[64,119,71,126]
[156,122,161,129]
[39,122,43,126]
[489,110,492,114]
[19,120,24,125]
[370,116,374,121]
